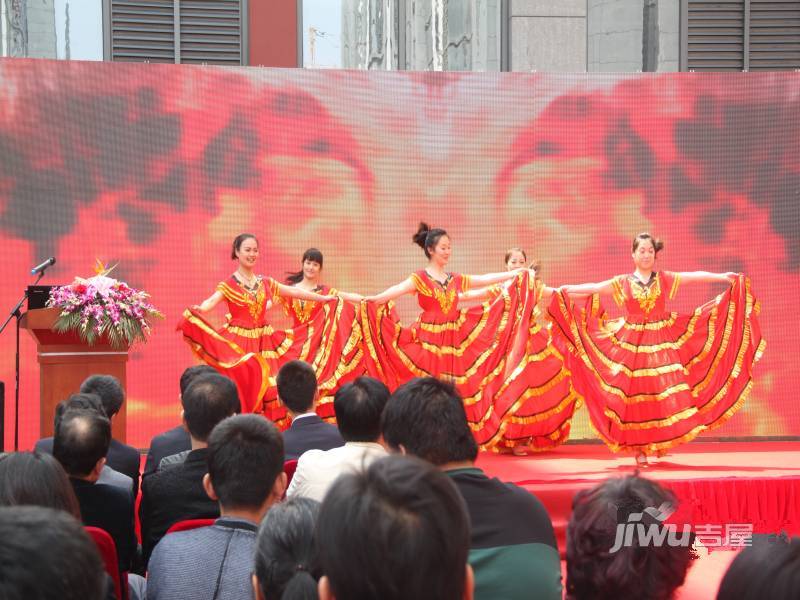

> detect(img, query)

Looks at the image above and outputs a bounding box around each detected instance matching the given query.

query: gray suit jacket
[146,516,258,600]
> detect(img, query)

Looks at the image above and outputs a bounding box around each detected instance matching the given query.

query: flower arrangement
[47,260,163,349]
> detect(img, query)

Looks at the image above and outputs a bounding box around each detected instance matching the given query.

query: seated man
[53,408,137,576]
[382,377,562,600]
[139,372,241,565]
[0,505,106,600]
[317,455,474,600]
[147,414,286,600]
[143,365,216,475]
[36,393,135,496]
[37,375,141,497]
[566,475,694,600]
[287,376,388,501]
[277,360,343,460]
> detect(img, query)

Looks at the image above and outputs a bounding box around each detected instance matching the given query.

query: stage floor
[477,441,800,599]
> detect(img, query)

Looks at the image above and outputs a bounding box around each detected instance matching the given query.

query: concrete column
[510,0,587,72]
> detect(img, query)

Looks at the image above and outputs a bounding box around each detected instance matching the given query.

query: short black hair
[0,452,81,518]
[53,393,106,430]
[254,497,321,600]
[334,377,390,442]
[717,536,800,600]
[207,414,284,510]
[179,364,218,395]
[53,410,112,478]
[79,374,125,418]
[566,475,695,600]
[0,506,106,600]
[276,360,318,414]
[381,377,478,465]
[181,373,241,442]
[317,455,471,600]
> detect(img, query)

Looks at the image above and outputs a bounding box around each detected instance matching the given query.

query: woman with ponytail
[253,497,321,600]
[549,232,765,464]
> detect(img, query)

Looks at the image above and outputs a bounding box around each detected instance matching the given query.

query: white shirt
[286,441,387,502]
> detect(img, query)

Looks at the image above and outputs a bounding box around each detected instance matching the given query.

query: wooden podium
[21,308,127,442]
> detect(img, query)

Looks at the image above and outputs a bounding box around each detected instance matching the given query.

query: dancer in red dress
[360,223,540,450]
[460,247,581,453]
[178,234,340,419]
[549,233,765,464]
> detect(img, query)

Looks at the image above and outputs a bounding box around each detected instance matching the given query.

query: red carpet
[477,441,800,599]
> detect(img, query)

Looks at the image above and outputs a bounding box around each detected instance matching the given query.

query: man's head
[181,373,241,443]
[276,360,318,415]
[566,475,694,600]
[179,364,218,396]
[381,377,478,465]
[317,455,473,600]
[333,377,390,443]
[0,506,106,600]
[53,393,105,431]
[204,414,286,515]
[53,409,111,480]
[79,374,125,420]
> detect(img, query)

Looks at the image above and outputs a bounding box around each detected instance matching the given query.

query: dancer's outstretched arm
[560,278,616,297]
[676,271,737,284]
[467,268,526,288]
[334,290,365,302]
[194,291,224,313]
[365,278,416,305]
[276,282,335,302]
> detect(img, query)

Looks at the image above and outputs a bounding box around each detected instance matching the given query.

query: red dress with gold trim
[178,276,362,425]
[360,270,571,450]
[548,272,765,455]
[486,278,582,452]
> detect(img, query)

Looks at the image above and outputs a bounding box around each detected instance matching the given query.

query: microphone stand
[0,271,44,451]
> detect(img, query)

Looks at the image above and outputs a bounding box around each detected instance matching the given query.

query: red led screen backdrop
[0,60,797,448]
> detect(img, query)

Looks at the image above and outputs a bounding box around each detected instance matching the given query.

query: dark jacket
[282,414,344,461]
[143,425,191,476]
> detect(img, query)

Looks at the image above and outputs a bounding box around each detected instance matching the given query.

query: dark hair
[566,475,694,600]
[334,377,390,442]
[0,452,81,518]
[276,360,318,414]
[79,374,124,419]
[504,247,527,264]
[231,233,258,260]
[53,393,106,430]
[381,377,478,465]
[53,409,112,478]
[254,497,321,600]
[412,222,449,259]
[179,364,218,395]
[317,455,470,600]
[0,506,106,600]
[207,414,284,509]
[286,248,324,285]
[717,536,800,600]
[181,373,241,442]
[632,232,664,254]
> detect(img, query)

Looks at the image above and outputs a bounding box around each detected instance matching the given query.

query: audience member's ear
[398,444,408,455]
[202,473,219,502]
[463,564,475,600]
[251,573,264,600]
[318,576,334,600]
[272,471,287,501]
[91,456,106,480]
[181,409,189,432]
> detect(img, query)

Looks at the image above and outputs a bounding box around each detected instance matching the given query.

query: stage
[477,440,800,598]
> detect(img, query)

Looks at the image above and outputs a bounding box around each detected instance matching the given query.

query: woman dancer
[179,234,341,418]
[549,232,764,464]
[360,223,539,449]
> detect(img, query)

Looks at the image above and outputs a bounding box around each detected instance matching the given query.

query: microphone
[31,257,56,275]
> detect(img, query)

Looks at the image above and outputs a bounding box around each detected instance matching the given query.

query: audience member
[0,505,106,600]
[147,414,286,600]
[277,360,343,460]
[0,451,81,518]
[53,409,137,576]
[139,372,241,565]
[717,535,800,600]
[381,376,562,600]
[253,497,321,600]
[565,475,695,600]
[316,454,474,600]
[287,376,388,501]
[143,365,215,475]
